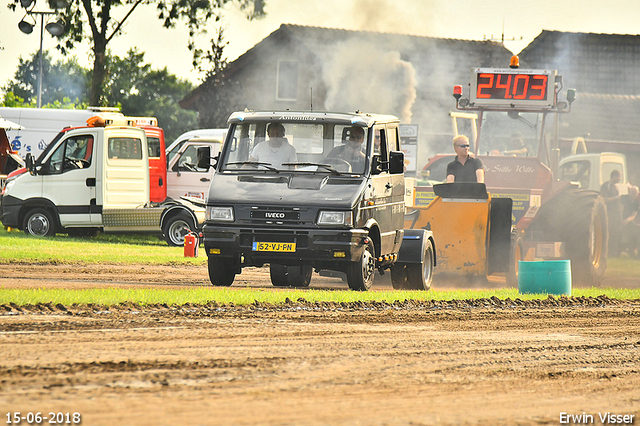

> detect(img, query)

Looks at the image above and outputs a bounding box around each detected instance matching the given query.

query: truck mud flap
[487,197,512,274]
[397,229,429,264]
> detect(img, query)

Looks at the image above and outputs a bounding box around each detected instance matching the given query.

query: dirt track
[1,263,640,425]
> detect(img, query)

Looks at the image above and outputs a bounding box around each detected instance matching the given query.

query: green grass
[1,287,639,307]
[1,226,640,306]
[0,227,206,266]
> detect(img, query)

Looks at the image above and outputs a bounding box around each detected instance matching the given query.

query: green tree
[2,49,198,142]
[8,0,266,106]
[104,49,198,142]
[2,50,89,107]
[196,28,243,128]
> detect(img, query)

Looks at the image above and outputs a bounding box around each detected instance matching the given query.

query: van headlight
[317,211,353,226]
[206,206,234,222]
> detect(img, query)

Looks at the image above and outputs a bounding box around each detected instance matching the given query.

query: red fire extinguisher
[184,231,199,258]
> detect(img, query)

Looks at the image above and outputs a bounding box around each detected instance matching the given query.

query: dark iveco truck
[197,111,436,291]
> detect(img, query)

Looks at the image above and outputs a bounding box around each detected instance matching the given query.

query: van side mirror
[389,151,404,174]
[196,146,211,171]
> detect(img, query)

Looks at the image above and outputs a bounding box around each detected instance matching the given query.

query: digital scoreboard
[469,68,557,108]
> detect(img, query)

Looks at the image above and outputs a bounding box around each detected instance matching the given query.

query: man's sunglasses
[457,144,470,148]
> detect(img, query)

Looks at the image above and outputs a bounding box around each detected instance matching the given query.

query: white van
[166,128,226,166]
[0,107,114,159]
[167,136,224,201]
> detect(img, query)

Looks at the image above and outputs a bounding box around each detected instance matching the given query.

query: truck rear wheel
[207,257,236,286]
[270,264,313,288]
[390,239,434,290]
[23,208,57,237]
[346,239,375,291]
[163,212,195,247]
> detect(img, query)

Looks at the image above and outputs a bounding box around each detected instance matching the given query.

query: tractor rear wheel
[529,189,607,287]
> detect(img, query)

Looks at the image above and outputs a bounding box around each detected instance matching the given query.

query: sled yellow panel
[405,196,490,276]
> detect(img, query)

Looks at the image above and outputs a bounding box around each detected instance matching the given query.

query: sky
[1,0,640,91]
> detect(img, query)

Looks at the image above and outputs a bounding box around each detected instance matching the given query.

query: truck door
[40,131,99,226]
[167,143,215,201]
[370,125,398,255]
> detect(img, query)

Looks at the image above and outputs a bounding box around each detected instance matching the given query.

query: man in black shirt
[446,135,485,183]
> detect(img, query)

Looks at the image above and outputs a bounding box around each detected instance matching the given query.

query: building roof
[560,92,640,147]
[519,30,640,96]
[180,24,514,111]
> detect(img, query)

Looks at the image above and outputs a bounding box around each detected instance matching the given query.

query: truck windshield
[477,112,545,158]
[219,122,371,175]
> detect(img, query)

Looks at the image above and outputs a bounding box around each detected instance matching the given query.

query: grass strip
[1,287,639,307]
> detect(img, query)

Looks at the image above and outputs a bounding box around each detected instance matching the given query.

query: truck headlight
[317,211,353,226]
[206,206,234,222]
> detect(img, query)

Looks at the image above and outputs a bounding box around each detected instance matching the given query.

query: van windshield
[219,122,371,175]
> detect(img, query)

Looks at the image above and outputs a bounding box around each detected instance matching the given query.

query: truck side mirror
[389,151,405,174]
[25,153,35,175]
[371,154,383,175]
[196,146,211,171]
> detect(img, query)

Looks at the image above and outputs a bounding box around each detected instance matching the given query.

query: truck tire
[23,208,57,237]
[163,212,195,247]
[506,234,524,287]
[270,264,313,288]
[390,239,434,290]
[346,238,375,291]
[207,257,236,286]
[529,189,607,287]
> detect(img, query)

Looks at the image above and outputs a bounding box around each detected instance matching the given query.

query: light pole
[18,2,65,108]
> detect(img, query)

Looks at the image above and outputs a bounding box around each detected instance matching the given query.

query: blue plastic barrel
[518,260,571,296]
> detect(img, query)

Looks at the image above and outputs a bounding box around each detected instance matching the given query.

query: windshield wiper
[282,162,341,175]
[226,161,278,171]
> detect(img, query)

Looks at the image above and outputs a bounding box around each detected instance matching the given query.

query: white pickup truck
[0,116,203,246]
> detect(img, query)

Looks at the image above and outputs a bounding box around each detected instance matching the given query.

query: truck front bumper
[0,195,22,229]
[202,225,369,269]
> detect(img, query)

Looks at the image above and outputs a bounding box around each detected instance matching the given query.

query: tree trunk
[90,40,107,106]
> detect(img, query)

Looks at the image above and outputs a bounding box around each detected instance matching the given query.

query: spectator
[621,185,640,258]
[601,170,623,257]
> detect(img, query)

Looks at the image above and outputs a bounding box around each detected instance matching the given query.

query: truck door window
[147,137,161,158]
[174,145,209,172]
[42,135,94,174]
[108,138,143,160]
[560,160,590,188]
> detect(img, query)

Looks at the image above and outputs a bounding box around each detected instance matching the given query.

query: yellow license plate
[252,242,296,252]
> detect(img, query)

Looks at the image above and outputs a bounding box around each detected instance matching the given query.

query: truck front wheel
[23,208,57,237]
[207,257,236,286]
[346,239,375,291]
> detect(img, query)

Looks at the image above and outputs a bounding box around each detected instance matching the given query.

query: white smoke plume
[321,40,417,123]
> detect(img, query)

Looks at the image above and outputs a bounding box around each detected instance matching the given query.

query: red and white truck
[0,115,203,246]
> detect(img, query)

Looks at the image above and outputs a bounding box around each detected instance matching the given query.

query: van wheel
[207,257,236,286]
[270,264,313,287]
[23,208,57,237]
[346,239,375,291]
[163,212,195,246]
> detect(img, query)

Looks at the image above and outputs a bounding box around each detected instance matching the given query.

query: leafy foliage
[1,49,197,142]
[7,0,266,105]
[196,28,244,128]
